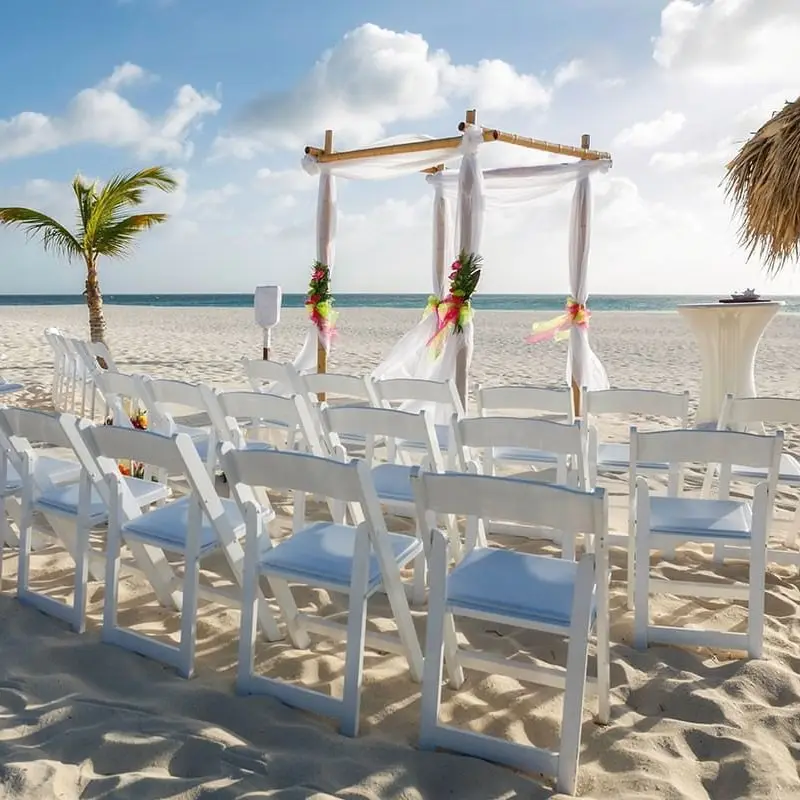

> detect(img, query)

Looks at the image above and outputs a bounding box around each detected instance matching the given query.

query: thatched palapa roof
[725,96,800,274]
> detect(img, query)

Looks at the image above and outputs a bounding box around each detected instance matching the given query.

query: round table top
[0,382,24,395]
[677,300,786,310]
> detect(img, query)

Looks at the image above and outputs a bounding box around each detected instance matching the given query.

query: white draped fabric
[294,135,465,373]
[566,174,609,390]
[374,156,611,392]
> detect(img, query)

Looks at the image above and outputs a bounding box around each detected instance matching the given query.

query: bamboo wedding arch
[300,109,612,413]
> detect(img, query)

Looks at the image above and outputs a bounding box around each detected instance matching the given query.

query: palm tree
[725,96,800,274]
[0,166,178,345]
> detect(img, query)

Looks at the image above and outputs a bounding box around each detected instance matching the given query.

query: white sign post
[254,285,282,360]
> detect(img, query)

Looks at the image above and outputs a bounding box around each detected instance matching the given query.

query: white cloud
[255,167,314,193]
[98,62,152,91]
[216,23,556,155]
[553,59,586,88]
[649,136,738,173]
[0,65,220,162]
[653,0,800,85]
[613,110,686,148]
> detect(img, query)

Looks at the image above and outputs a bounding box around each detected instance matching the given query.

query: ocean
[1,293,799,312]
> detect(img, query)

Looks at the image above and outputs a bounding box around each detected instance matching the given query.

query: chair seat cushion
[259,521,421,590]
[731,452,800,484]
[397,423,450,452]
[371,463,414,503]
[35,477,168,523]
[596,442,668,471]
[492,446,558,464]
[648,496,753,540]
[122,497,244,555]
[3,456,82,498]
[447,548,583,628]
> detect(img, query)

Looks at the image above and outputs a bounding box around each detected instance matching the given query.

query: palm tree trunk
[84,257,107,345]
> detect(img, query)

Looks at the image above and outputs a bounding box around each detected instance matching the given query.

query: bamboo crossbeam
[489,128,610,160]
[455,122,610,161]
[304,135,463,164]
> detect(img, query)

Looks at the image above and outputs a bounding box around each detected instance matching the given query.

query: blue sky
[1,0,799,295]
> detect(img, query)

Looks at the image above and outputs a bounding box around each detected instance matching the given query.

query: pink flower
[312,269,326,280]
[450,260,462,272]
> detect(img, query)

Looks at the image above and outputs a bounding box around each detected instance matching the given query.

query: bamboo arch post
[571,133,591,418]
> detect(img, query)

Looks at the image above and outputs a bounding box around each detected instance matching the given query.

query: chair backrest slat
[720,394,800,429]
[223,446,366,503]
[583,388,690,422]
[374,377,464,416]
[630,427,783,470]
[412,468,606,536]
[476,384,574,421]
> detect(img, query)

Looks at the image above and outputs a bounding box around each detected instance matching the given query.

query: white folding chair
[411,469,609,796]
[223,445,423,736]
[82,424,280,677]
[323,404,448,599]
[0,408,167,631]
[137,377,217,473]
[201,387,319,454]
[300,371,380,450]
[630,427,782,658]
[474,384,576,471]
[242,357,294,396]
[43,328,69,410]
[582,387,690,485]
[453,415,588,558]
[96,370,148,428]
[716,393,800,563]
[372,377,463,467]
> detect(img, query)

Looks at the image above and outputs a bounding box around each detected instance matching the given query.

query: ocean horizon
[2,293,799,313]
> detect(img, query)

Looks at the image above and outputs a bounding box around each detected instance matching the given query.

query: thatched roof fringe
[724,96,800,274]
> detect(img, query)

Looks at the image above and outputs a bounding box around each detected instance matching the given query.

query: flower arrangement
[105,407,148,478]
[305,260,337,342]
[427,250,482,351]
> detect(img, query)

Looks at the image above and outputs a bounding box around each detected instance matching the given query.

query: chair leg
[595,546,611,724]
[748,541,767,659]
[72,515,90,635]
[558,556,594,796]
[626,501,636,610]
[419,530,448,750]
[633,531,650,650]
[268,576,310,649]
[339,525,371,738]
[178,551,200,679]
[103,490,123,637]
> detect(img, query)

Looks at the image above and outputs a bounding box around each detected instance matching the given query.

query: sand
[1,304,799,799]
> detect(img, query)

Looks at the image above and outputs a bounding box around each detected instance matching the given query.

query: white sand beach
[1,305,799,799]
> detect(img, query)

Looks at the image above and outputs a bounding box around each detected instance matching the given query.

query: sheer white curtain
[374,155,611,395]
[566,173,609,390]
[295,136,464,372]
[371,126,485,401]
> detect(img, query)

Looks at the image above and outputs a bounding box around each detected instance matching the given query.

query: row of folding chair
[0,403,609,795]
[0,393,792,794]
[44,327,118,419]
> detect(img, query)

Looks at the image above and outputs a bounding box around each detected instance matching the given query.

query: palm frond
[724,96,800,274]
[87,166,177,247]
[0,207,83,261]
[92,213,169,258]
[72,175,97,243]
